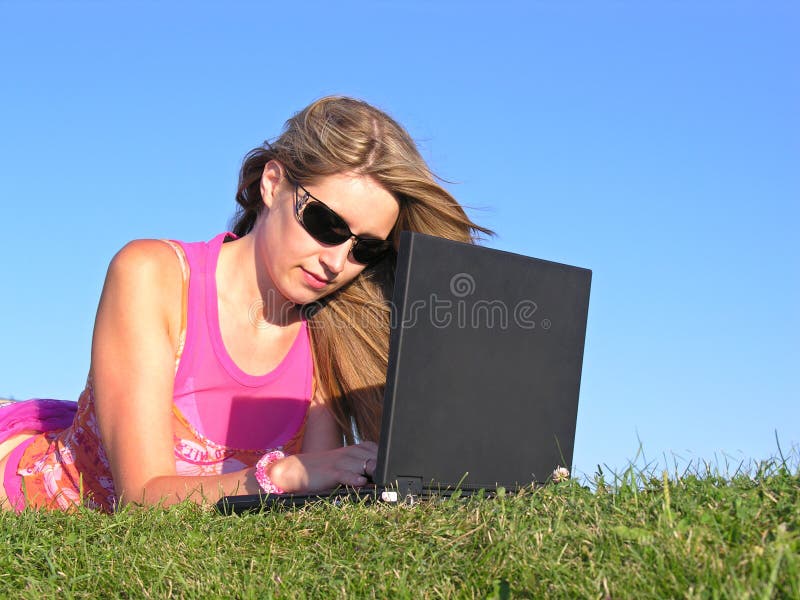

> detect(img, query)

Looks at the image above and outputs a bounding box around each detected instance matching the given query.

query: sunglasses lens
[301,201,351,245]
[295,186,392,265]
[352,239,392,265]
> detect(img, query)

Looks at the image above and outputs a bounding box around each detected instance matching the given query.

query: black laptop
[216,231,591,513]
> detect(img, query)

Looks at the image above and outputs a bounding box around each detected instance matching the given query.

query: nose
[319,238,353,275]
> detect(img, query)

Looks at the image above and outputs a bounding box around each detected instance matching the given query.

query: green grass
[1,457,798,599]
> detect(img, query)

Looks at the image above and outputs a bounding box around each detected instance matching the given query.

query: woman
[0,96,489,512]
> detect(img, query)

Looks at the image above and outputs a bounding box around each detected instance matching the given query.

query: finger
[351,456,370,476]
[351,443,378,462]
[338,468,368,488]
[356,440,378,452]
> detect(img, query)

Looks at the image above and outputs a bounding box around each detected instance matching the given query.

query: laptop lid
[374,231,591,495]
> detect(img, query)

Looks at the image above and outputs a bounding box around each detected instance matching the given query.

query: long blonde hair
[231,96,491,443]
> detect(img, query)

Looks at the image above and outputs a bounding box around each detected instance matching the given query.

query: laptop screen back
[375,232,591,492]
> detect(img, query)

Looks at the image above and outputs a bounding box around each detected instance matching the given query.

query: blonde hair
[231,96,491,443]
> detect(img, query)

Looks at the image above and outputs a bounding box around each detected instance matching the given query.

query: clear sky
[1,1,797,478]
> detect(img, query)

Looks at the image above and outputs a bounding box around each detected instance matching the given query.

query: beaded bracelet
[254,450,286,494]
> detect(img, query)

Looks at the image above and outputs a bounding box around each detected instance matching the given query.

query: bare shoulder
[99,239,185,341]
[108,239,182,280]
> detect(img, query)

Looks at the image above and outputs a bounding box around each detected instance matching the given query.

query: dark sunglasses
[291,180,394,265]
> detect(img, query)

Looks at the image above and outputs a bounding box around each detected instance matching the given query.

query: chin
[302,285,340,306]
[281,283,333,308]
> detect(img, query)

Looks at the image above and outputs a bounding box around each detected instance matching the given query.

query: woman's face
[255,161,400,306]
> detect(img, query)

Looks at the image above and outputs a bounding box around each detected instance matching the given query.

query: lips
[301,268,331,290]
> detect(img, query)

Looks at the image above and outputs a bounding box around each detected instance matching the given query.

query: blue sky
[1,1,797,478]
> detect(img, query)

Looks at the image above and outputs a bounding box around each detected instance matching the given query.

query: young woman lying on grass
[0,96,489,512]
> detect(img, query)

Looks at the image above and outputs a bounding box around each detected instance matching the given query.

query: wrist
[254,450,285,494]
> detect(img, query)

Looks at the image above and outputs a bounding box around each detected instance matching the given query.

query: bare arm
[91,240,258,506]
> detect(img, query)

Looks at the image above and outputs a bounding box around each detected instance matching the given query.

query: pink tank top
[172,232,313,451]
[9,232,313,511]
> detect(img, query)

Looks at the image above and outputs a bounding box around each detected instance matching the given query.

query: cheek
[264,206,308,256]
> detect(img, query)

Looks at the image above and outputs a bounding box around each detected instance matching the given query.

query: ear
[259,160,284,209]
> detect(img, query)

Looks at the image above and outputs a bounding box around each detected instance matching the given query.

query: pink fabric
[1,398,78,509]
[172,232,313,450]
[0,399,77,444]
[4,435,36,511]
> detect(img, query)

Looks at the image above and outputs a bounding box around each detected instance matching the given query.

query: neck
[216,233,299,328]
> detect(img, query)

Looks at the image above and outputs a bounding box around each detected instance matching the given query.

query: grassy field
[1,458,798,599]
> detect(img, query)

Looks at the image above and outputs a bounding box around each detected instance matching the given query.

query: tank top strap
[160,239,190,371]
[166,232,230,387]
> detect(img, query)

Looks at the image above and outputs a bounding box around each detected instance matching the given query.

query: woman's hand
[267,441,378,493]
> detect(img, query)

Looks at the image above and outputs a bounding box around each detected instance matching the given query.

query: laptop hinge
[395,476,423,498]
